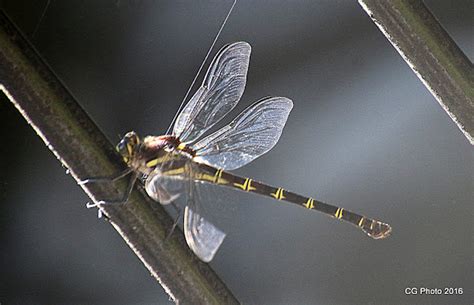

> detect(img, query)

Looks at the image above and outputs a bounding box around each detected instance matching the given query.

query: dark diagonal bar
[359,0,474,144]
[0,10,239,305]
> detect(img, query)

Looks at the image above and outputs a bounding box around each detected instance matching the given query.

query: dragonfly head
[117,131,141,164]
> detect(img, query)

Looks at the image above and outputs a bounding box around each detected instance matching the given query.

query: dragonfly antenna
[165,0,237,135]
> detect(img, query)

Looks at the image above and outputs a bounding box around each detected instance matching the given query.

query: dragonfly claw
[78,169,134,186]
[77,179,90,185]
[86,201,98,209]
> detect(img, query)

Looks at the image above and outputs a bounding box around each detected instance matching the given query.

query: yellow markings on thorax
[126,143,133,157]
[334,208,344,219]
[270,187,286,200]
[146,158,159,168]
[177,143,187,150]
[303,197,315,209]
[358,217,365,227]
[145,156,167,168]
[234,178,256,192]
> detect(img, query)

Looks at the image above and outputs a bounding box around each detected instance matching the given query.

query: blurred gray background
[0,1,472,304]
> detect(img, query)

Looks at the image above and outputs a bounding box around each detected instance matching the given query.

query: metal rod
[358,0,474,144]
[0,10,239,305]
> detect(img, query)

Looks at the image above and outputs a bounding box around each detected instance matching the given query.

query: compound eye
[116,140,127,154]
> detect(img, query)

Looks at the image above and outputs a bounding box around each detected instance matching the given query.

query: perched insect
[82,41,391,262]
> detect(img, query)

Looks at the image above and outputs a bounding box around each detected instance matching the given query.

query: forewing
[172,42,251,143]
[192,97,293,170]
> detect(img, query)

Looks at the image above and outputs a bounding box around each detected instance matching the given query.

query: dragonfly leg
[165,201,182,241]
[78,168,133,185]
[86,172,138,208]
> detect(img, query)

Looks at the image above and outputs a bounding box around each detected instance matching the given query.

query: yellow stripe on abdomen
[213,169,228,184]
[162,167,186,176]
[335,208,344,219]
[270,187,286,200]
[303,197,315,209]
[233,178,256,192]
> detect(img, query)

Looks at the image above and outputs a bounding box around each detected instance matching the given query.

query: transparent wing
[145,170,183,205]
[145,157,187,205]
[172,41,251,143]
[183,162,225,262]
[192,97,293,170]
[145,158,226,262]
[184,206,226,262]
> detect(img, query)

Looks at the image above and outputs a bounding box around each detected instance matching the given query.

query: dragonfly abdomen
[196,162,391,240]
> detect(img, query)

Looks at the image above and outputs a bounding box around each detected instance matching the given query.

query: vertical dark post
[359,0,474,144]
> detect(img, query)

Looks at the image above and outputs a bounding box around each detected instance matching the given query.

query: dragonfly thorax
[117,132,196,175]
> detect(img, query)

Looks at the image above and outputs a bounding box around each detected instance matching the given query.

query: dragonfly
[82,41,392,262]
